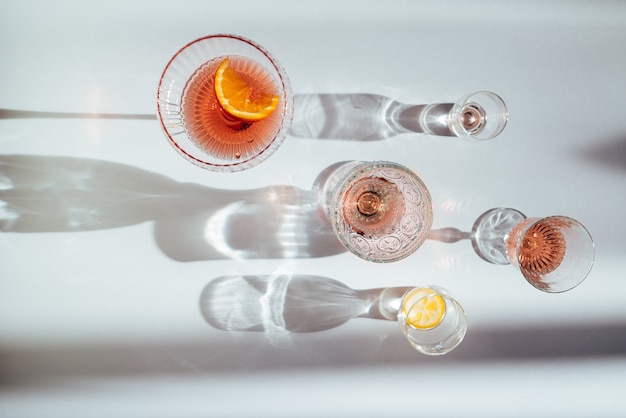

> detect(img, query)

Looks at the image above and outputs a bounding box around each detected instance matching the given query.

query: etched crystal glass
[315,161,433,262]
[157,34,293,172]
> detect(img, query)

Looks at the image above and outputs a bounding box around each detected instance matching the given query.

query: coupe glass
[471,208,595,293]
[157,34,294,172]
[393,286,467,356]
[315,161,433,262]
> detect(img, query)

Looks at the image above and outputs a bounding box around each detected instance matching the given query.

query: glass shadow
[0,108,156,120]
[1,91,456,142]
[0,155,344,260]
[199,273,410,345]
[291,93,455,140]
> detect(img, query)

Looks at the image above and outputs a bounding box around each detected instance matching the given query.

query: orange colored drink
[181,55,284,161]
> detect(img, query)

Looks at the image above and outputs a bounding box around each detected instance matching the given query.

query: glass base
[449,91,508,142]
[471,207,526,264]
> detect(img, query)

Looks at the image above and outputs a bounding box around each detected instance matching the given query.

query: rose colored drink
[342,177,406,238]
[181,55,284,161]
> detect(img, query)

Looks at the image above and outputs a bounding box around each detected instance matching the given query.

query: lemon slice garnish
[401,287,446,330]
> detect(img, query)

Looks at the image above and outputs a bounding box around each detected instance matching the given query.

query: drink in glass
[315,161,433,262]
[157,34,293,172]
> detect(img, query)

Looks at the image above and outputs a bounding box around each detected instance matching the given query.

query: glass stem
[428,227,472,243]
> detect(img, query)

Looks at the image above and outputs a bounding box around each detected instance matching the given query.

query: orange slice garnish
[401,287,446,330]
[214,57,280,122]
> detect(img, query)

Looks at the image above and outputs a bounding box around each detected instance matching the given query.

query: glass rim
[331,161,434,263]
[449,90,508,142]
[398,287,467,356]
[156,33,294,172]
[514,215,595,293]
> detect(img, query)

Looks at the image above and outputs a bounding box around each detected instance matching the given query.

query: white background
[1,1,626,417]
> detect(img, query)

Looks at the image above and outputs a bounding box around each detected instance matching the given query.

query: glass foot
[471,207,526,264]
[449,91,508,142]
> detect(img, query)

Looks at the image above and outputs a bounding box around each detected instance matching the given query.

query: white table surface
[1,1,626,417]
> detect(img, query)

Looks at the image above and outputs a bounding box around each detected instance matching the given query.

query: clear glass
[505,216,595,293]
[397,286,467,356]
[429,208,595,293]
[290,91,508,142]
[315,161,433,263]
[471,207,527,264]
[447,91,508,142]
[157,34,294,172]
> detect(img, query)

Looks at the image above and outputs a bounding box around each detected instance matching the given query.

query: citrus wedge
[401,288,446,330]
[214,57,280,122]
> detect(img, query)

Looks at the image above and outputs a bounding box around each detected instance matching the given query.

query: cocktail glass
[157,34,293,172]
[315,161,433,263]
[386,286,467,356]
[470,208,595,293]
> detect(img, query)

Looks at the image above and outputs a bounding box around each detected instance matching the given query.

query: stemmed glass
[430,208,595,293]
[157,34,294,172]
[422,91,508,142]
[314,161,433,262]
[290,91,508,142]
